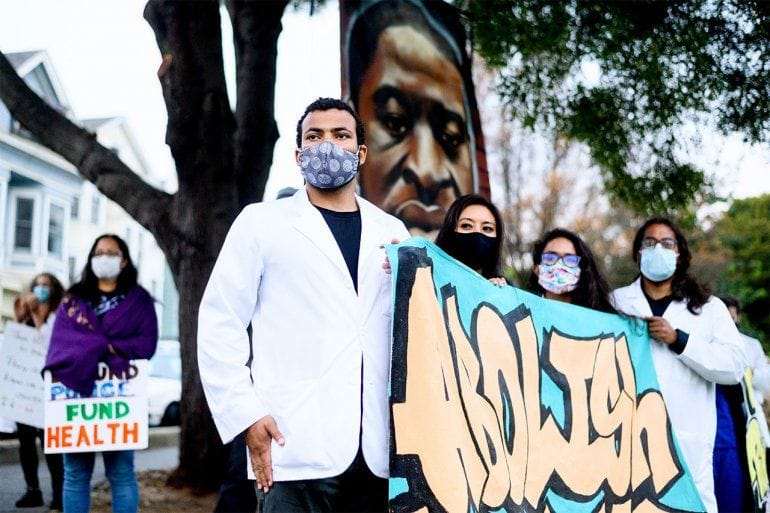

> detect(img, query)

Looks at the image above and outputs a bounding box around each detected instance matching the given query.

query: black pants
[214,431,258,513]
[17,423,64,500]
[261,449,387,513]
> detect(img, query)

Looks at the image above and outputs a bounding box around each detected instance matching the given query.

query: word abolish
[391,267,690,513]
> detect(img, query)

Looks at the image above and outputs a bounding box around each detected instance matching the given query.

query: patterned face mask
[538,262,581,295]
[298,141,360,189]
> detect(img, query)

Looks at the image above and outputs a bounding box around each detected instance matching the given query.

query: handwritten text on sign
[0,322,50,428]
[44,360,149,453]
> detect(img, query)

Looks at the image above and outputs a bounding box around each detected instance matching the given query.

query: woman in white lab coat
[611,217,747,513]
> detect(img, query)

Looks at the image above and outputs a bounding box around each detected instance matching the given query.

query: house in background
[0,51,79,320]
[0,50,178,337]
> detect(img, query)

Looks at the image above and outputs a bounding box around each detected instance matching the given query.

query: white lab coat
[611,279,748,513]
[197,189,409,481]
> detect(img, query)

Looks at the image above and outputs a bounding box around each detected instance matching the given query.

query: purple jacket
[44,286,158,395]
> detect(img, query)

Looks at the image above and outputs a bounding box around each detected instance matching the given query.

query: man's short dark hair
[295,97,365,148]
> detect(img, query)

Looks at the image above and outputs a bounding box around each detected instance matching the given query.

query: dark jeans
[17,423,63,500]
[261,449,387,513]
[214,431,258,513]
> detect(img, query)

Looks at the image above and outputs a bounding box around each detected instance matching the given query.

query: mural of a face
[344,0,485,236]
[358,25,472,234]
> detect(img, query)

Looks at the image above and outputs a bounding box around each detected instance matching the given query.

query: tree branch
[144,0,245,263]
[226,0,287,207]
[144,0,236,212]
[0,51,174,252]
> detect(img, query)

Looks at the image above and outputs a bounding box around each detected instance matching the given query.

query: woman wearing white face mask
[527,228,616,313]
[611,218,747,513]
[44,234,158,513]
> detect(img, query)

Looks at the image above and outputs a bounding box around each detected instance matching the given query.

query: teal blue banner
[387,238,705,513]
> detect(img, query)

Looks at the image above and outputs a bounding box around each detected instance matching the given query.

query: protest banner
[44,360,149,454]
[741,369,770,511]
[386,239,705,513]
[0,322,49,428]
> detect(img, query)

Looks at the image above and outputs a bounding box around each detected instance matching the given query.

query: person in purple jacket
[44,234,158,513]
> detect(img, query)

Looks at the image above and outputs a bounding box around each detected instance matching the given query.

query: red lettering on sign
[46,427,60,448]
[61,426,72,448]
[107,422,120,444]
[123,422,139,444]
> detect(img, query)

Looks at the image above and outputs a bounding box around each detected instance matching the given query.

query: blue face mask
[298,141,360,189]
[640,245,678,282]
[33,285,51,303]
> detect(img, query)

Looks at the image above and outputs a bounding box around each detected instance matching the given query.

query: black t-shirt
[642,287,688,354]
[92,291,125,318]
[642,288,673,317]
[316,206,362,292]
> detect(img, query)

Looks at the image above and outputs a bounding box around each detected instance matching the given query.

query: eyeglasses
[541,252,581,268]
[94,251,122,258]
[641,237,677,250]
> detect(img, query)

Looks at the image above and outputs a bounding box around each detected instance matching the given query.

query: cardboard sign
[0,322,50,428]
[386,239,705,513]
[44,360,149,453]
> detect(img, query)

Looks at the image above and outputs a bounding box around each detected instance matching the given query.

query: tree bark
[227,0,287,208]
[0,0,287,491]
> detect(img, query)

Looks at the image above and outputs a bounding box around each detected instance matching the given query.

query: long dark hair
[435,194,504,279]
[632,217,709,314]
[528,228,616,313]
[68,234,138,303]
[29,272,65,311]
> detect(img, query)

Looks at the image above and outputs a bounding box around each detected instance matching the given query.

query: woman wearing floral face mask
[44,234,158,513]
[527,228,615,313]
[611,218,747,513]
[12,273,65,510]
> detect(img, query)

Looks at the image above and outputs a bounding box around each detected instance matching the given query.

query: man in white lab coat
[611,217,747,513]
[197,98,409,513]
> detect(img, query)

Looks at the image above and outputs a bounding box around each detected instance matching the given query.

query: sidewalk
[0,428,179,513]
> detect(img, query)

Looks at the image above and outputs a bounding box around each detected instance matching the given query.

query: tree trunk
[0,0,289,491]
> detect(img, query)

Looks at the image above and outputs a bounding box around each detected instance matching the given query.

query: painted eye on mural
[381,113,409,138]
[440,124,463,149]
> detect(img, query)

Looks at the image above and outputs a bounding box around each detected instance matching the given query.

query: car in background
[148,339,181,427]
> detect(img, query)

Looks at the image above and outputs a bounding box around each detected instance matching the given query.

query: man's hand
[646,316,677,345]
[245,415,284,493]
[382,239,401,274]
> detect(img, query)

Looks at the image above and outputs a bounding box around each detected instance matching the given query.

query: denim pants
[261,448,387,513]
[63,450,138,513]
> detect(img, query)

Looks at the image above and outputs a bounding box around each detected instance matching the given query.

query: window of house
[71,196,79,220]
[68,256,78,285]
[90,194,101,224]
[14,197,34,251]
[48,203,65,257]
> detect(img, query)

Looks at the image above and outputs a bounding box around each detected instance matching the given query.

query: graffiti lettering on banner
[741,369,770,511]
[386,239,706,513]
[44,361,149,453]
[0,322,50,428]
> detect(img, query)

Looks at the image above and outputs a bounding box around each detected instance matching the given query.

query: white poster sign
[44,360,149,454]
[0,322,49,428]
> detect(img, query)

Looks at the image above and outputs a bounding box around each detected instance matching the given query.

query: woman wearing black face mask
[435,194,506,285]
